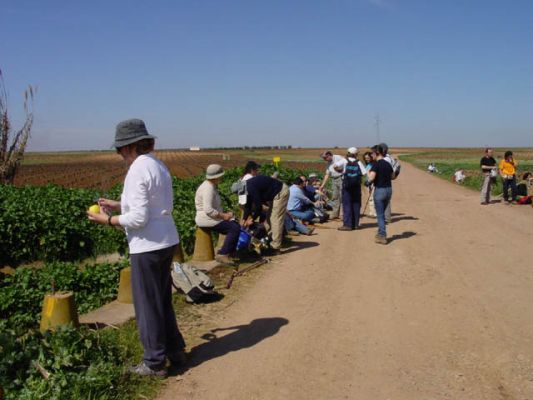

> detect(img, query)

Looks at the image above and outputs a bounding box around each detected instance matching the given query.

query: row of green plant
[0,164,312,266]
[0,260,128,330]
[0,259,158,399]
[399,153,533,196]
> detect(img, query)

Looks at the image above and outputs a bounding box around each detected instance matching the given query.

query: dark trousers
[342,186,361,228]
[211,220,240,255]
[130,244,186,369]
[502,177,518,201]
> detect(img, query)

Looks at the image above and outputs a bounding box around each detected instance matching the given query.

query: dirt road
[159,163,533,400]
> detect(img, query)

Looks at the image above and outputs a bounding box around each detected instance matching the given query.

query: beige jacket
[195,180,223,227]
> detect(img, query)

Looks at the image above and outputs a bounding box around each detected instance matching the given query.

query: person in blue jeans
[367,145,393,244]
[287,177,317,222]
[337,147,367,231]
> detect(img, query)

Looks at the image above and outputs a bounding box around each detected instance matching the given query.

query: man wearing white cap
[337,147,367,231]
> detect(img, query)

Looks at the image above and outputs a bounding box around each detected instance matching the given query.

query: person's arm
[358,161,367,176]
[367,170,376,183]
[98,198,121,212]
[118,178,150,229]
[202,185,222,220]
[319,172,330,191]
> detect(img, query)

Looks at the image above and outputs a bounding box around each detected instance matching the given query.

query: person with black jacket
[242,175,289,253]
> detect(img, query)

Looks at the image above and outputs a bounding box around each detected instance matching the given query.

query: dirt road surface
[159,163,533,400]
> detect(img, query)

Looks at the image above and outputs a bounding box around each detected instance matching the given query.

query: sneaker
[168,351,187,367]
[215,254,236,266]
[385,218,392,224]
[375,235,388,245]
[306,228,315,236]
[337,226,353,231]
[129,362,167,377]
[480,202,488,205]
[286,230,301,236]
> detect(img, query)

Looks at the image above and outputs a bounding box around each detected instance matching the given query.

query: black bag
[343,159,363,189]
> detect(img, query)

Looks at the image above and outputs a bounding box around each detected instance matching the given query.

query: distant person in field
[499,150,519,204]
[318,150,345,220]
[195,164,240,266]
[516,172,533,205]
[367,144,393,244]
[87,118,185,377]
[241,174,289,255]
[337,147,366,231]
[454,169,466,184]
[363,151,377,217]
[480,147,497,205]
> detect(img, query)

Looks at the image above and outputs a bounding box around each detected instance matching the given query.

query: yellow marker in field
[273,156,281,167]
[39,291,80,332]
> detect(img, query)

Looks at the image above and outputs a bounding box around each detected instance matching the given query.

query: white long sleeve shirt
[118,153,179,254]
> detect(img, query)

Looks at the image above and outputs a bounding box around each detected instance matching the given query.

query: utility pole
[375,114,381,144]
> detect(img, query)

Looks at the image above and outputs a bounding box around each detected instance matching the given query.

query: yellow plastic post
[273,156,281,168]
[39,291,79,332]
[192,227,215,261]
[117,267,133,304]
[216,233,226,251]
[173,243,185,263]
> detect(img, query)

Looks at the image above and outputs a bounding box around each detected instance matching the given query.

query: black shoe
[268,248,282,256]
[337,225,353,231]
[168,351,187,367]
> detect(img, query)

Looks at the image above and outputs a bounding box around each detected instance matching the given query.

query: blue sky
[1,0,532,151]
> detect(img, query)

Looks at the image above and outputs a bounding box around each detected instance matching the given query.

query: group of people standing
[320,143,399,244]
[480,148,532,205]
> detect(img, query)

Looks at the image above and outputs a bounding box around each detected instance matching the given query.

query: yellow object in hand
[88,204,100,213]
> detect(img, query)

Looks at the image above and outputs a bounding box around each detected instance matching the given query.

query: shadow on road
[171,317,289,375]
[281,240,319,255]
[388,231,417,243]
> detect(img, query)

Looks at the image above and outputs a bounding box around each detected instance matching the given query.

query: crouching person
[195,164,240,265]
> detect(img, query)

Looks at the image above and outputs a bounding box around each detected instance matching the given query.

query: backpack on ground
[343,159,363,189]
[171,262,216,303]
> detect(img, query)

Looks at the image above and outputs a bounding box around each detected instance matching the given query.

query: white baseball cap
[347,147,358,155]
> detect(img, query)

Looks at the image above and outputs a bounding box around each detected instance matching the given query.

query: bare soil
[159,162,533,400]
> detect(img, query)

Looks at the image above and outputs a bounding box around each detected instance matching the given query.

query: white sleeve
[358,161,367,175]
[118,173,150,229]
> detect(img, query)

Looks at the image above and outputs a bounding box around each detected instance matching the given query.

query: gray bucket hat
[113,119,157,148]
[206,164,225,180]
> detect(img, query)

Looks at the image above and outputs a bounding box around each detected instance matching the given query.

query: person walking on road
[480,148,497,205]
[88,119,186,377]
[499,150,519,204]
[195,164,240,265]
[319,150,344,220]
[367,144,393,244]
[337,147,366,231]
[242,175,289,255]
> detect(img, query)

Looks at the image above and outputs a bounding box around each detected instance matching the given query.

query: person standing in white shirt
[88,119,185,377]
[318,150,344,219]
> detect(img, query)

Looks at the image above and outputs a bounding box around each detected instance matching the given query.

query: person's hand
[222,211,234,221]
[242,217,253,227]
[98,198,120,213]
[87,208,110,225]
